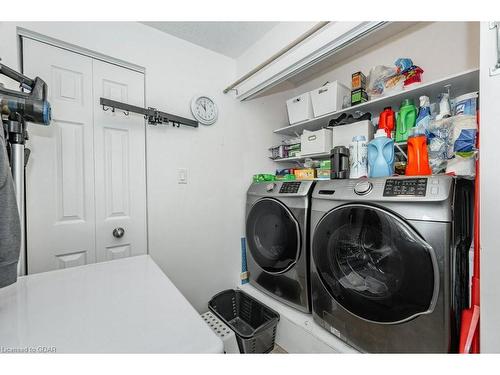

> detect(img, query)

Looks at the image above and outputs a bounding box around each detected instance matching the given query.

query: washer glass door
[246,198,300,274]
[313,204,438,323]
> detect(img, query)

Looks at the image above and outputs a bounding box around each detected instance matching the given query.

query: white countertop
[0,255,223,353]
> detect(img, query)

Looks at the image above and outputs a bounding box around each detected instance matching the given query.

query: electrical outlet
[177,168,188,184]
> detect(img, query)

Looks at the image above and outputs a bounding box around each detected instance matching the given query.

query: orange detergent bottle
[406,128,432,176]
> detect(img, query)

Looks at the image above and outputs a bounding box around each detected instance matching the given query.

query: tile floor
[271,344,287,354]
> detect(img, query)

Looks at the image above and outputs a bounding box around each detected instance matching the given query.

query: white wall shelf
[272,143,408,163]
[272,151,331,163]
[274,68,479,136]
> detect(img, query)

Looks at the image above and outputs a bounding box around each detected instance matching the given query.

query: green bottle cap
[401,98,414,107]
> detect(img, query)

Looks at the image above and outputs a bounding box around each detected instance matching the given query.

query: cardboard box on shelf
[319,160,331,169]
[351,88,368,106]
[294,169,316,180]
[316,169,331,180]
[351,71,366,90]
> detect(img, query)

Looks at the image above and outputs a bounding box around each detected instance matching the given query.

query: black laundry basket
[208,289,280,353]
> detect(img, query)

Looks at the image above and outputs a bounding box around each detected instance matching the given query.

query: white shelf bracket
[489,22,500,77]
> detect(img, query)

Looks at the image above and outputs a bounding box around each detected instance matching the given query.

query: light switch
[177,168,188,184]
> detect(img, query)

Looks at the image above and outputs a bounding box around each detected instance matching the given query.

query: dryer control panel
[383,178,427,197]
[279,181,302,194]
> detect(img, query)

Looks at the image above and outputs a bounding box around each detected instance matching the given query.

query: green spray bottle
[395,99,418,143]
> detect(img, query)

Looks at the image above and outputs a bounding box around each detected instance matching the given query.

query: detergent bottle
[415,95,431,135]
[406,127,432,176]
[368,129,395,178]
[436,93,451,120]
[378,106,395,138]
[395,99,418,142]
[349,136,368,179]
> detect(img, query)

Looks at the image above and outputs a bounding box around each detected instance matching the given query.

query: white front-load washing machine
[245,180,314,313]
[310,176,473,352]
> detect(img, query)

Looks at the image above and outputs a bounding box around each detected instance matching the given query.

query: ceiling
[141,22,279,59]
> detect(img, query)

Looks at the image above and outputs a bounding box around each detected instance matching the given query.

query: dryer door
[246,198,301,274]
[312,204,439,324]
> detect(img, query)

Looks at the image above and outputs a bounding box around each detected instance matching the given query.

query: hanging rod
[100,98,198,128]
[223,21,330,94]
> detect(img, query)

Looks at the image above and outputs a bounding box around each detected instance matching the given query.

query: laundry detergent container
[286,92,314,124]
[310,81,350,117]
[208,289,280,353]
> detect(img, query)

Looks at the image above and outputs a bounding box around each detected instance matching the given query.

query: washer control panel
[354,180,373,195]
[383,178,427,197]
[279,181,302,194]
[265,183,276,192]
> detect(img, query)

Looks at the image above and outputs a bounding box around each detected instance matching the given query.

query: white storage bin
[301,128,333,156]
[331,120,375,148]
[286,92,314,124]
[310,81,350,118]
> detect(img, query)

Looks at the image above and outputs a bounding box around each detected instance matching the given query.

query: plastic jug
[349,136,368,179]
[368,129,395,178]
[395,99,417,142]
[406,128,432,176]
[415,95,431,135]
[436,92,451,120]
[378,106,395,138]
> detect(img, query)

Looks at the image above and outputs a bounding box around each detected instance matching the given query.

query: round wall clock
[190,95,218,125]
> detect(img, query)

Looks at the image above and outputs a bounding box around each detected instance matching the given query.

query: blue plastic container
[368,129,395,178]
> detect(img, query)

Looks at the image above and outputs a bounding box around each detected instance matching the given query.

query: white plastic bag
[427,117,453,174]
[446,152,477,177]
[366,65,399,98]
[450,115,477,156]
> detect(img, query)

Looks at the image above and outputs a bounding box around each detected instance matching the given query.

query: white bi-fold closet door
[23,38,147,274]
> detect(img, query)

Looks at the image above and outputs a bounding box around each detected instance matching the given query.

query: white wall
[289,22,479,96]
[0,22,288,312]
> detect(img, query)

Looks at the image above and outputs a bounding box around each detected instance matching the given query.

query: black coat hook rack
[100,98,198,128]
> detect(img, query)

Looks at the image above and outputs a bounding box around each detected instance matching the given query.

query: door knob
[112,227,125,238]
